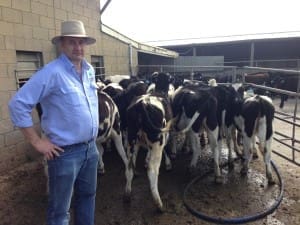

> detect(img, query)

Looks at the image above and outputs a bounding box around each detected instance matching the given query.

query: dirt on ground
[0,98,299,225]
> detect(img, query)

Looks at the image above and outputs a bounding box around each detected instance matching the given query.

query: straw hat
[51,20,96,45]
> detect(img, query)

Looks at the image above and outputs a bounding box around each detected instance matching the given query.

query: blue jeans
[46,141,99,225]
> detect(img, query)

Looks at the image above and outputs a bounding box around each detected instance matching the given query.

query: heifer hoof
[268,179,276,185]
[156,205,165,213]
[188,165,197,174]
[240,155,246,162]
[215,176,223,184]
[183,147,191,155]
[240,167,248,176]
[253,152,259,160]
[97,168,105,175]
[170,153,177,159]
[228,162,235,170]
[123,193,131,203]
[235,149,243,158]
[267,174,276,185]
[144,163,149,169]
[165,164,172,171]
[134,169,141,177]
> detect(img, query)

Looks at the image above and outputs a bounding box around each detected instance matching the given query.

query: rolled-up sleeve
[8,97,35,127]
[8,70,50,128]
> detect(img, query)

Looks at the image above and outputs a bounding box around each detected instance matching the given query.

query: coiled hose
[183,160,284,224]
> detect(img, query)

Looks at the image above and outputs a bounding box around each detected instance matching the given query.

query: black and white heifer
[171,85,221,182]
[234,95,275,184]
[99,80,148,148]
[124,72,173,212]
[96,90,132,194]
[170,83,245,181]
[218,84,245,166]
[146,72,175,170]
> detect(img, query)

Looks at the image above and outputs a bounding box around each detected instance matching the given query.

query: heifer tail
[141,99,172,133]
[178,110,200,134]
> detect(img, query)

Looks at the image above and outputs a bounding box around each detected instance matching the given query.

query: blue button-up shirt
[8,54,99,146]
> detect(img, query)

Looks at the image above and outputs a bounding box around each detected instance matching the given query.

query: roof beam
[101,24,178,58]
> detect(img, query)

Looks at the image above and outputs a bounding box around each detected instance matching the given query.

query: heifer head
[173,75,184,89]
[150,72,174,95]
[102,83,124,99]
[230,83,245,115]
[269,74,285,89]
[96,81,106,90]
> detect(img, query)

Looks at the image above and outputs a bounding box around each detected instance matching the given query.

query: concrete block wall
[0,0,136,173]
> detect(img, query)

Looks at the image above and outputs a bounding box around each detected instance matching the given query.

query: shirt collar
[59,53,89,71]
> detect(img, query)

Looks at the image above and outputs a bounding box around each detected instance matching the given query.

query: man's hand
[32,138,64,160]
[20,127,64,160]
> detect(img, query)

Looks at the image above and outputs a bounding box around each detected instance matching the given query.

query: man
[8,20,99,225]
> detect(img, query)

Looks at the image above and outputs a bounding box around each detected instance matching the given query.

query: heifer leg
[145,149,173,171]
[232,128,243,157]
[252,137,259,159]
[163,150,172,171]
[189,130,201,171]
[264,138,275,184]
[256,121,275,184]
[237,130,243,146]
[200,132,206,147]
[131,144,140,170]
[167,130,181,158]
[147,144,164,212]
[279,94,287,108]
[111,130,129,168]
[183,130,192,154]
[123,143,136,202]
[241,135,253,175]
[207,127,222,183]
[145,150,151,168]
[97,143,105,174]
[225,125,235,168]
[122,130,130,156]
[111,131,134,194]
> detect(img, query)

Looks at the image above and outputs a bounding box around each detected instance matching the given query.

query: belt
[60,138,95,149]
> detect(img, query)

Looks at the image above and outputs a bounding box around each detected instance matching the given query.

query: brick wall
[0,0,135,173]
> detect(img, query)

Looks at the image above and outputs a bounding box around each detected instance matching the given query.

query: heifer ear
[151,72,159,83]
[168,74,175,83]
[237,85,245,97]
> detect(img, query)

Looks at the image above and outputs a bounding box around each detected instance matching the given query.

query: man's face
[60,37,87,63]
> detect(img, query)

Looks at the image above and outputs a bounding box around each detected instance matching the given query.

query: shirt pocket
[88,83,99,104]
[59,86,85,106]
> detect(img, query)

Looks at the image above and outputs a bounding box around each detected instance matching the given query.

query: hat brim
[51,35,96,45]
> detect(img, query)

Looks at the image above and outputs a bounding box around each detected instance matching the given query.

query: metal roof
[101,24,179,58]
[157,32,300,48]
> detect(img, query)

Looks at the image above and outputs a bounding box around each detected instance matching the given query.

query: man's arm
[20,127,64,160]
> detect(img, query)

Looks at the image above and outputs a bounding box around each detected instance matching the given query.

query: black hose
[183,160,284,224]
